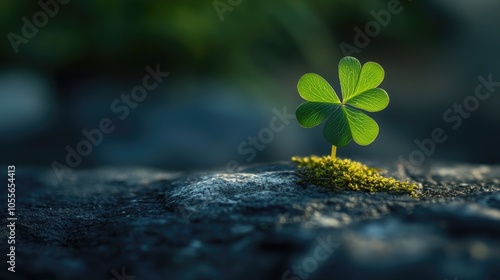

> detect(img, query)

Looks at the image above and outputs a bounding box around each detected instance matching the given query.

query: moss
[292,156,420,197]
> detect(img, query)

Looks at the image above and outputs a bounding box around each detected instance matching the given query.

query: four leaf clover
[296,56,389,150]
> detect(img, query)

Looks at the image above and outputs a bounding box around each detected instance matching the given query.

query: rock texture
[3,161,500,280]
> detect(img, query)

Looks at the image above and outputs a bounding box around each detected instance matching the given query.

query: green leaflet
[297,73,341,104]
[296,102,337,128]
[346,88,389,112]
[343,106,379,146]
[323,105,351,147]
[338,56,361,101]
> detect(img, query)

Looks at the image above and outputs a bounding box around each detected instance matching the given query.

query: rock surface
[3,161,500,280]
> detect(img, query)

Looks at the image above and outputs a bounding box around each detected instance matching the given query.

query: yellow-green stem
[331,145,337,159]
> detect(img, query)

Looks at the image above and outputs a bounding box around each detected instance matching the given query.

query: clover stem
[331,145,337,159]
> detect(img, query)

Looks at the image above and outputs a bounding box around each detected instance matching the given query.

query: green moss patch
[292,156,420,197]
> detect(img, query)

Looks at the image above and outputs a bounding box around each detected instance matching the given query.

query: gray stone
[4,161,500,280]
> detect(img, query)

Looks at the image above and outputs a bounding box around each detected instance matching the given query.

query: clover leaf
[296,56,389,158]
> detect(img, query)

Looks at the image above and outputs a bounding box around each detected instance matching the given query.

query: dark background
[1,0,499,172]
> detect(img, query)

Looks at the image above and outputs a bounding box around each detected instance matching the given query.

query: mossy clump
[292,156,420,197]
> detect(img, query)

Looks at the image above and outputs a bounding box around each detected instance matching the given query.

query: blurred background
[0,0,499,172]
